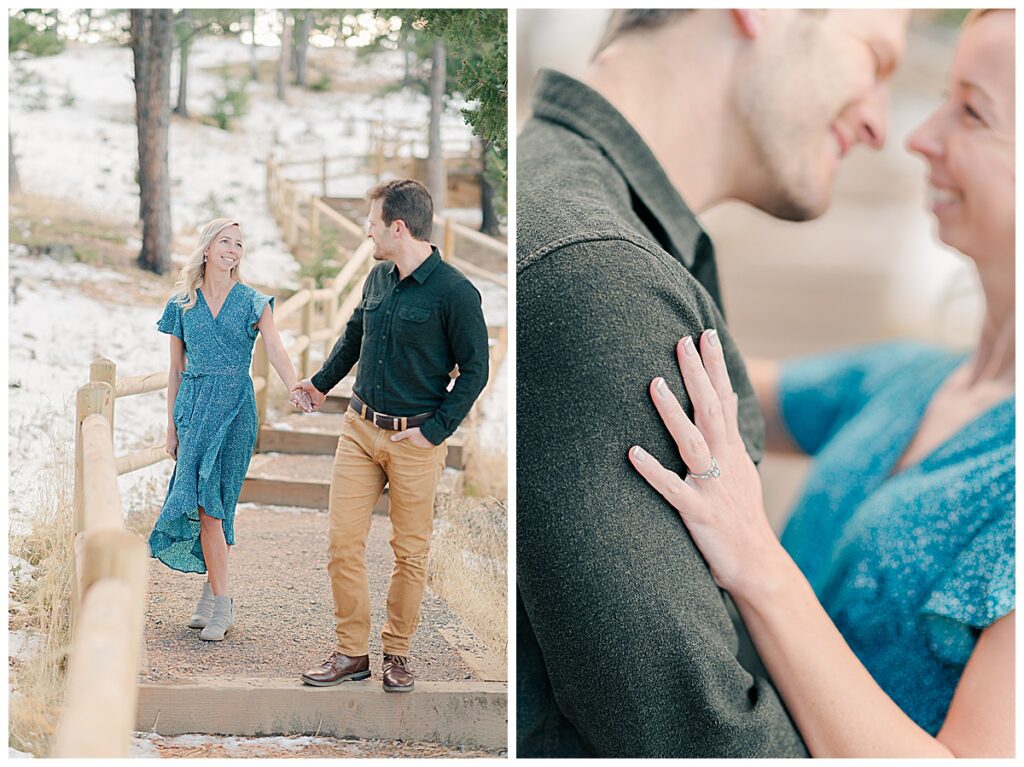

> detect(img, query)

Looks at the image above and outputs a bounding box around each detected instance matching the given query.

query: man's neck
[392,240,434,281]
[582,15,747,215]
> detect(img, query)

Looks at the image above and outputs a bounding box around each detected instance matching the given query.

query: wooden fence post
[310,198,321,263]
[71,382,112,625]
[300,278,315,379]
[90,358,117,434]
[321,154,328,197]
[289,187,300,247]
[74,383,113,537]
[443,218,456,261]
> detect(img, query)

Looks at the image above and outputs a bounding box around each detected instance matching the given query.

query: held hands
[391,426,433,448]
[628,329,784,597]
[289,379,326,412]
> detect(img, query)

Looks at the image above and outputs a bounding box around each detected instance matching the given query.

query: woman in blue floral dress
[628,10,1013,757]
[152,218,308,641]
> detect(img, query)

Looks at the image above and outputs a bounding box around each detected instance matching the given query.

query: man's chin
[764,185,831,223]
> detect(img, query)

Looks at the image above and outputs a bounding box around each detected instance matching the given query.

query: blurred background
[517,9,981,528]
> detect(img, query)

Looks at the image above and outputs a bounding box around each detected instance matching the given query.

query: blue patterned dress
[150,282,275,573]
[777,341,1014,734]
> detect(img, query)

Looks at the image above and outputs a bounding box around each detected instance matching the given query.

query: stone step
[136,679,507,750]
[141,506,506,748]
[258,412,466,469]
[239,454,463,511]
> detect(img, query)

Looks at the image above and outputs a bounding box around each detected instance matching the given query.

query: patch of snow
[9,555,36,588]
[8,747,35,759]
[8,630,43,662]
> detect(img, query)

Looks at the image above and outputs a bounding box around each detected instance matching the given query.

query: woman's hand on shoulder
[628,329,785,597]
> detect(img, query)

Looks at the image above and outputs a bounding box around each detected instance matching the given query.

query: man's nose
[853,84,890,151]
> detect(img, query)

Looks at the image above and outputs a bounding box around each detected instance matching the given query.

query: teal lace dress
[150,283,274,573]
[777,341,1014,734]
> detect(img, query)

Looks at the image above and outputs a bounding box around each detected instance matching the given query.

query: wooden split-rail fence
[49,201,508,756]
[265,152,508,289]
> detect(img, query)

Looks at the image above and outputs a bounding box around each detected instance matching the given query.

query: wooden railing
[52,381,147,757]
[266,154,507,289]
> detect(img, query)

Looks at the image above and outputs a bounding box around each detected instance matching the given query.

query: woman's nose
[907,109,942,159]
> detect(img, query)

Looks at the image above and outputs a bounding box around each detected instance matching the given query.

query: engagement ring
[690,456,721,481]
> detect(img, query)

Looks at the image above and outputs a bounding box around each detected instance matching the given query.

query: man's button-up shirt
[311,246,489,445]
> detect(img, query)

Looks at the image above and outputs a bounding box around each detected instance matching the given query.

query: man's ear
[392,219,406,239]
[730,9,765,40]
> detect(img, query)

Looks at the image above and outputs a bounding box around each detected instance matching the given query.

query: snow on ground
[10,36,476,288]
[8,251,177,535]
[9,36,507,534]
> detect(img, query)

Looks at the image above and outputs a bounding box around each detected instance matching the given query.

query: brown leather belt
[350,393,432,431]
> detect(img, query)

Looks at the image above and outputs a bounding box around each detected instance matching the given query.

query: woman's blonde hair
[172,218,243,311]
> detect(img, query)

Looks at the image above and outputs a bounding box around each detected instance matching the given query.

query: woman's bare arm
[746,357,804,455]
[255,305,299,391]
[735,560,1013,757]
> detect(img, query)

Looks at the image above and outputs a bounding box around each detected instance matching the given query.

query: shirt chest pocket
[393,304,439,346]
[361,296,384,337]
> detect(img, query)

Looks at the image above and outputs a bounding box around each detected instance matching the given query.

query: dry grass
[462,445,507,501]
[8,414,76,757]
[428,491,508,659]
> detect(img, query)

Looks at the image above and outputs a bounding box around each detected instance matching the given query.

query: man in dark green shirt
[518,9,907,757]
[294,179,489,693]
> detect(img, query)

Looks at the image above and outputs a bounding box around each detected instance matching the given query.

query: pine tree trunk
[173,10,190,118]
[293,12,311,86]
[479,139,498,235]
[276,11,292,101]
[131,9,173,275]
[249,9,259,81]
[9,132,20,195]
[426,39,447,210]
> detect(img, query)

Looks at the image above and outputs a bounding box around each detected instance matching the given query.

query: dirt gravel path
[142,505,484,684]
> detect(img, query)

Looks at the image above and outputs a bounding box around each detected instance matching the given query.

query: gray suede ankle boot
[200,595,233,641]
[188,581,215,629]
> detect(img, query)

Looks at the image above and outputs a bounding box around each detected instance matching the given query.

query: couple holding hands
[151,178,489,692]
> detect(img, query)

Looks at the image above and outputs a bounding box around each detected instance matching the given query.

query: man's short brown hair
[594,9,692,56]
[367,178,434,241]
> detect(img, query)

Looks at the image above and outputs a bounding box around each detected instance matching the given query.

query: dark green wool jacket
[516,69,806,758]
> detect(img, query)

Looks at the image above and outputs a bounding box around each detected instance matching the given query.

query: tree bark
[173,9,190,118]
[293,12,311,86]
[426,38,447,210]
[276,11,292,101]
[9,132,20,195]
[131,10,174,275]
[479,139,499,235]
[249,9,259,81]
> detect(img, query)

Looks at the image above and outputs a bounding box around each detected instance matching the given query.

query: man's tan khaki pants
[328,409,447,657]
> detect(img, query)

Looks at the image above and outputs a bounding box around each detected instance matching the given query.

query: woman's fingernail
[706,329,719,347]
[683,336,697,356]
[631,446,647,462]
[655,377,669,396]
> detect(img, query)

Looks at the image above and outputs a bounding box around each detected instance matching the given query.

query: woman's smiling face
[908,11,1015,263]
[207,224,244,273]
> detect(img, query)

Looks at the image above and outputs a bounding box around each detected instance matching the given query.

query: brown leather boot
[382,654,415,692]
[300,652,370,687]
